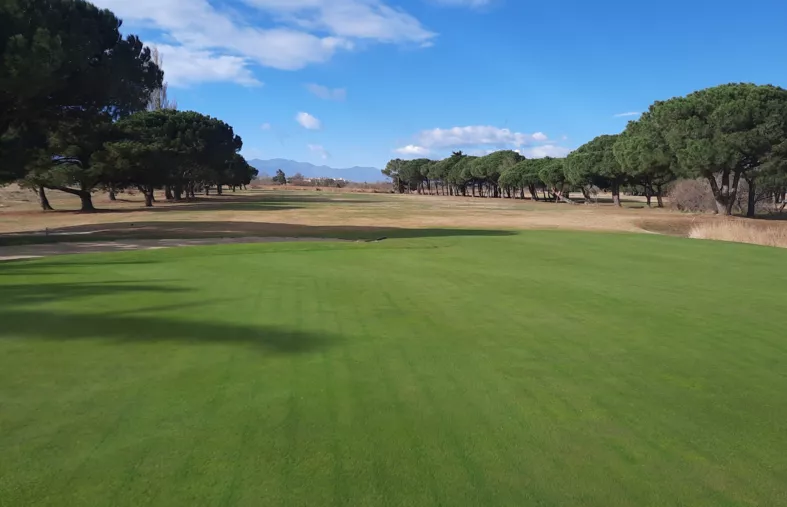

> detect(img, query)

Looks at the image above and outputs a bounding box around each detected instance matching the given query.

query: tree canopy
[649,83,787,215]
[1,0,162,184]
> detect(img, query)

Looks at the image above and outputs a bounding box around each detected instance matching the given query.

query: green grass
[1,231,786,506]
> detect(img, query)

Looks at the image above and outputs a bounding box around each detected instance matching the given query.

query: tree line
[1,0,257,211]
[384,83,787,216]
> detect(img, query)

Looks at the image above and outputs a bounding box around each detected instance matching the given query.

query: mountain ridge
[248,158,386,183]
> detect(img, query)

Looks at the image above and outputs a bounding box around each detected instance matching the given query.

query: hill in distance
[248,159,386,183]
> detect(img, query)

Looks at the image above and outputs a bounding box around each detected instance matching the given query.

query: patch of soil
[0,236,345,261]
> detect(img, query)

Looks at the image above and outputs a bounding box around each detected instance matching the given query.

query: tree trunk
[708,170,741,216]
[611,182,621,207]
[165,185,173,200]
[38,186,54,211]
[144,192,153,207]
[644,185,652,207]
[746,178,756,218]
[217,184,223,195]
[205,186,210,196]
[655,186,664,208]
[555,191,577,205]
[173,184,182,201]
[79,192,95,212]
[108,188,116,201]
[529,185,538,201]
[581,186,591,204]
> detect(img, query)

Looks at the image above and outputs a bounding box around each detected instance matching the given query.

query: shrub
[668,179,716,212]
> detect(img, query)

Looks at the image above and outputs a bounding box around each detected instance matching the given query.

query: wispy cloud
[306,83,347,101]
[260,123,272,130]
[395,145,430,157]
[614,111,641,118]
[396,125,571,160]
[415,126,548,149]
[93,0,436,87]
[296,112,322,130]
[149,44,262,87]
[308,144,330,160]
[431,0,492,7]
[520,145,572,158]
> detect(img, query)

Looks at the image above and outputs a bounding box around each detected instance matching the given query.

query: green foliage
[648,83,787,214]
[0,0,163,183]
[95,110,243,203]
[536,158,569,195]
[273,169,287,185]
[613,112,675,206]
[471,150,523,184]
[498,158,547,199]
[565,134,625,205]
[382,158,406,192]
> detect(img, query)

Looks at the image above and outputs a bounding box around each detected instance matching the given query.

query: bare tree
[147,47,177,111]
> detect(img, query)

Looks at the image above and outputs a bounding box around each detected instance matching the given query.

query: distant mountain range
[248,158,386,183]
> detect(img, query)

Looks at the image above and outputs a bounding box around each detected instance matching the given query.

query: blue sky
[96,0,787,168]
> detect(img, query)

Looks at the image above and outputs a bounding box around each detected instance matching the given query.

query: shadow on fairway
[1,221,517,246]
[0,309,337,353]
[30,193,383,214]
[0,260,164,276]
[0,280,337,353]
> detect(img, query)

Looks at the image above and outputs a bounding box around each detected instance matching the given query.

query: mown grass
[1,231,786,506]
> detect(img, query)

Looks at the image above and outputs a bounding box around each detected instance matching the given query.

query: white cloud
[431,0,492,7]
[306,83,347,101]
[614,111,641,118]
[396,125,571,160]
[93,0,435,86]
[246,0,435,43]
[260,123,272,130]
[296,112,322,130]
[395,145,430,156]
[532,132,548,142]
[520,145,572,159]
[308,144,330,160]
[150,44,261,87]
[415,126,548,149]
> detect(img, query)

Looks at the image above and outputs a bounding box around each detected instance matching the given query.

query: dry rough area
[1,186,677,234]
[4,186,787,254]
[689,220,787,248]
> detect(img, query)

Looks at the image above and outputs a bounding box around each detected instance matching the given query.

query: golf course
[2,225,786,506]
[5,1,787,504]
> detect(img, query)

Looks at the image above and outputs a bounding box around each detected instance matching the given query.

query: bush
[668,179,716,212]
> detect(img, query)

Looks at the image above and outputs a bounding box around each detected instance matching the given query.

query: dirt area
[3,185,787,257]
[2,185,679,234]
[0,236,341,261]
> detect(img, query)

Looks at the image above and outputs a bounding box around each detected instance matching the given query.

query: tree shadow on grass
[0,281,186,304]
[0,259,163,276]
[0,281,337,354]
[39,194,384,214]
[1,221,518,246]
[0,309,337,353]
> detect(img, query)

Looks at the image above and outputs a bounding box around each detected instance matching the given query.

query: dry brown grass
[688,220,787,248]
[0,184,690,238]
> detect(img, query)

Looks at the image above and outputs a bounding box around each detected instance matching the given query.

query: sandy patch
[0,236,343,261]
